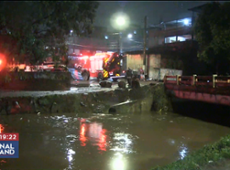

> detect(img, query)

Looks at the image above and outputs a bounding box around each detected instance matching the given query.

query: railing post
[192,74,197,86]
[176,75,179,85]
[212,74,217,88]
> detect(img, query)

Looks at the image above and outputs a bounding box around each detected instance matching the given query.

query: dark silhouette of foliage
[194,2,230,74]
[0,1,99,65]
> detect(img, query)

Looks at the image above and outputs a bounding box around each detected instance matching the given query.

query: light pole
[110,13,129,53]
[115,16,125,53]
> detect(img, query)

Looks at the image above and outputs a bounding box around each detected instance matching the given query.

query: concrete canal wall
[109,83,173,114]
[0,83,172,115]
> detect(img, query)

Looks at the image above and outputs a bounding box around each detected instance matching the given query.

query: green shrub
[152,135,230,170]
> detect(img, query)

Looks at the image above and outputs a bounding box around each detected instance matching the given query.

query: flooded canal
[1,112,230,170]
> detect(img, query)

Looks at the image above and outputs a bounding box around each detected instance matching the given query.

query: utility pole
[143,16,147,79]
[117,33,120,53]
[117,32,122,53]
[119,32,123,53]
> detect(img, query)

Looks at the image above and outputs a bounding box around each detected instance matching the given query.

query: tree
[0,1,99,65]
[194,2,230,74]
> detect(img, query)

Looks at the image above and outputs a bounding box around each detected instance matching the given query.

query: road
[0,80,157,98]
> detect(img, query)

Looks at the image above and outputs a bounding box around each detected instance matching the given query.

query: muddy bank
[0,83,171,115]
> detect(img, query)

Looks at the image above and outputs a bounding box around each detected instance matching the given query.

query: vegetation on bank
[152,135,230,170]
[150,83,173,112]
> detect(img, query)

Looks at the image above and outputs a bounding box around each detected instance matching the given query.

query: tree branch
[31,10,55,26]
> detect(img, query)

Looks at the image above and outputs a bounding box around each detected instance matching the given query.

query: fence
[164,74,230,88]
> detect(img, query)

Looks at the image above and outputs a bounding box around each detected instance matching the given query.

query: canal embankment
[0,82,172,115]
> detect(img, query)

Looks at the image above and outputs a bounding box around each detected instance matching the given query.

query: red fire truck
[68,52,126,81]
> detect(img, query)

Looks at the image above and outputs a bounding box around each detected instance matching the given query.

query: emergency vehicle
[68,52,126,81]
[0,51,127,82]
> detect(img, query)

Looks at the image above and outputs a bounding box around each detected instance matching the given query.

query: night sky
[94,1,212,31]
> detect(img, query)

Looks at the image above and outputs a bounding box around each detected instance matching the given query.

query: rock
[118,80,126,88]
[99,81,112,88]
[99,81,107,87]
[106,81,112,88]
[80,102,87,107]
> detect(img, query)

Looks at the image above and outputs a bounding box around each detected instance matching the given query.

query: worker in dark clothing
[126,68,133,87]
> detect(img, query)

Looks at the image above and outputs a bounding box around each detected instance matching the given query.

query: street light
[183,19,189,26]
[116,16,126,27]
[110,12,129,30]
[127,33,133,39]
[110,13,130,53]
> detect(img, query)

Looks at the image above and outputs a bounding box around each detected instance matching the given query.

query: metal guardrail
[164,75,230,88]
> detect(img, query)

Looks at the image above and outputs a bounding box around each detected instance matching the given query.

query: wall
[160,68,182,80]
[126,54,144,71]
[125,53,182,80]
[148,36,164,47]
[148,68,182,80]
[148,54,161,79]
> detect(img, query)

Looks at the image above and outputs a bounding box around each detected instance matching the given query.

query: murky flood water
[1,112,230,170]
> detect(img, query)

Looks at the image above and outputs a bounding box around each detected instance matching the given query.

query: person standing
[126,68,133,87]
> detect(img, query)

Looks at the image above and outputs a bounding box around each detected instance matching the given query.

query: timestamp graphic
[0,133,19,158]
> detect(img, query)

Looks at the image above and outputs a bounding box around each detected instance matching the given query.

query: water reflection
[67,149,75,162]
[1,113,230,170]
[98,129,107,151]
[65,148,76,170]
[179,144,188,160]
[111,133,133,154]
[80,123,87,146]
[79,119,107,151]
[0,124,4,133]
[110,152,126,170]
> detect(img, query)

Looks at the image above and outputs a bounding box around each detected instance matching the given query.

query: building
[148,17,193,48]
[123,3,211,79]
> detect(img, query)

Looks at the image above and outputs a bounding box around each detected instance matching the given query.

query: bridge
[164,75,230,106]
